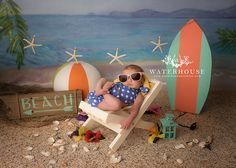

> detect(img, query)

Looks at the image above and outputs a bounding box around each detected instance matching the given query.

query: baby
[87,64,149,129]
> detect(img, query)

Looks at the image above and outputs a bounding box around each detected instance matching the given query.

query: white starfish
[150,36,168,53]
[65,48,82,63]
[23,35,42,54]
[107,48,127,65]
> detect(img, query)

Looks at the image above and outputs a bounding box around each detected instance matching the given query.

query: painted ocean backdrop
[0,15,235,89]
[0,15,236,67]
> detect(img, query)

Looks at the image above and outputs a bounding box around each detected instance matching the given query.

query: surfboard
[166,19,212,114]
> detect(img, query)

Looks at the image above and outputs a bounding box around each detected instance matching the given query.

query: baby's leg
[98,94,125,111]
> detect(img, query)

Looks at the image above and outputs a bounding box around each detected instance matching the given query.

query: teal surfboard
[166,19,212,114]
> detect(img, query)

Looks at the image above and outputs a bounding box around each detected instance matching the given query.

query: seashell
[163,153,168,161]
[58,150,65,155]
[67,131,73,136]
[207,136,213,144]
[83,146,89,152]
[48,137,55,145]
[57,139,64,143]
[78,121,85,125]
[59,146,65,151]
[199,142,206,148]
[107,150,115,156]
[110,154,122,163]
[187,141,193,146]
[175,144,185,149]
[53,139,65,147]
[24,155,34,160]
[53,127,59,131]
[53,120,59,126]
[72,143,78,152]
[93,146,99,151]
[25,146,33,151]
[41,151,50,157]
[49,159,57,165]
[193,138,199,144]
[33,133,39,137]
[80,111,87,115]
[64,118,70,122]
[177,159,183,164]
[53,143,62,147]
[67,121,74,126]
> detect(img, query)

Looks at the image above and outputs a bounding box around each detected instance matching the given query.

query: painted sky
[17,0,236,15]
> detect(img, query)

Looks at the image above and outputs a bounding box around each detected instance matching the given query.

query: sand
[0,82,235,168]
[0,62,235,167]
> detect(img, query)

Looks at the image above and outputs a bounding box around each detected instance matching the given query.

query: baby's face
[121,69,143,89]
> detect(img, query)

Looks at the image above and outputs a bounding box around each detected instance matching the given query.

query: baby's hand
[120,117,133,129]
[102,82,114,92]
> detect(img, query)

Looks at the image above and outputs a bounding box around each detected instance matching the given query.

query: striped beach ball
[53,61,101,99]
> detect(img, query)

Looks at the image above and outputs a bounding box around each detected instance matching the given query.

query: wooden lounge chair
[79,80,162,152]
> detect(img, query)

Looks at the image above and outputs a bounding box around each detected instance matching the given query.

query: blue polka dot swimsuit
[87,82,149,107]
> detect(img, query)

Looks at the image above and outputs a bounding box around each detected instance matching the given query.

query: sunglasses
[118,72,143,82]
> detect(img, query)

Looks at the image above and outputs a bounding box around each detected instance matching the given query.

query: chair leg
[109,131,130,152]
[135,120,155,130]
[83,118,96,129]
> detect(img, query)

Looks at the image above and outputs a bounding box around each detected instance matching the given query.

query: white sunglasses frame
[118,72,144,82]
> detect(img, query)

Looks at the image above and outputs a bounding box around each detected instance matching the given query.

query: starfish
[65,48,83,63]
[107,48,127,65]
[23,35,42,54]
[150,36,168,53]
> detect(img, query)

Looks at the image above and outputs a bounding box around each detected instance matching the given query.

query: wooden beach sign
[166,19,212,114]
[0,90,82,119]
